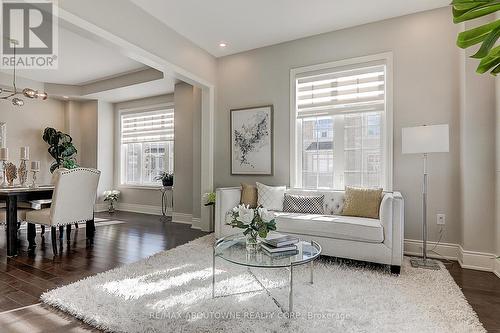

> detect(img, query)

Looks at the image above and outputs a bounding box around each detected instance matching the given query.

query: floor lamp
[402,124,449,270]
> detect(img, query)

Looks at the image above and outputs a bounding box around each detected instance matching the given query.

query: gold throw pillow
[342,186,383,219]
[240,183,258,208]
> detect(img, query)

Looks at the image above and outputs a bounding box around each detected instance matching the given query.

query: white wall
[0,97,66,184]
[216,8,462,246]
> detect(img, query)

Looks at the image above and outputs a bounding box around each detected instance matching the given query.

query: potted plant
[203,192,216,206]
[42,127,79,173]
[103,190,120,214]
[227,204,276,252]
[155,172,174,187]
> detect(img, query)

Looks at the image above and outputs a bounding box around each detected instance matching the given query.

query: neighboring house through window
[290,53,393,190]
[120,107,174,186]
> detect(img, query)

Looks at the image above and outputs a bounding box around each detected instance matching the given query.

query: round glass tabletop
[215,233,322,268]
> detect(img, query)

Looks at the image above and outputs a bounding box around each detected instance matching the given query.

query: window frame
[289,53,393,190]
[117,103,175,189]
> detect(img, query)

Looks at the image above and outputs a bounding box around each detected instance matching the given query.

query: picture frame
[0,122,6,148]
[230,105,273,175]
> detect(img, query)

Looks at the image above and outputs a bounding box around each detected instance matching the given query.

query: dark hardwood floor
[0,211,498,332]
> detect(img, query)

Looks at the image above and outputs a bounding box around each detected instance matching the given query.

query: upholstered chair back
[50,168,100,226]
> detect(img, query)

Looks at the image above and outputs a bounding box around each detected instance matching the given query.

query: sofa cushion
[342,186,383,219]
[274,212,384,243]
[256,182,286,211]
[283,194,324,214]
[286,189,346,215]
[240,183,258,208]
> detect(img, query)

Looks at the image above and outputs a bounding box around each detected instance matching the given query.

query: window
[120,108,174,186]
[291,54,392,190]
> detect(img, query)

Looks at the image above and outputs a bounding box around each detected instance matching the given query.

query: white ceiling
[2,26,147,85]
[131,0,450,57]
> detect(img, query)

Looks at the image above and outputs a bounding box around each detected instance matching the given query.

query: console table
[160,186,173,216]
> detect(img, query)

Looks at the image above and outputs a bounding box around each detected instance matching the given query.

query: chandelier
[0,40,48,107]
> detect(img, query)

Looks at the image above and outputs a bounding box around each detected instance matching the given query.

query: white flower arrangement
[227,204,276,240]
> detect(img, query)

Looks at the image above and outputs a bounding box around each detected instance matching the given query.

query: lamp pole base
[410,257,440,270]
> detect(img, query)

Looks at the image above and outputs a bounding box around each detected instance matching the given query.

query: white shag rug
[41,235,485,333]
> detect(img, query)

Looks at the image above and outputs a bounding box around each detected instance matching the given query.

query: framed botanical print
[230,105,273,175]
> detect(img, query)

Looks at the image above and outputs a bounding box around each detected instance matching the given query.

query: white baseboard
[172,212,192,225]
[458,245,496,272]
[494,258,500,279]
[404,239,459,260]
[116,203,164,216]
[191,217,203,230]
[404,239,498,276]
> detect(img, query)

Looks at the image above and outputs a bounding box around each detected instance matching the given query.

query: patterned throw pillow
[283,194,325,214]
[342,186,383,219]
[240,183,258,208]
[256,182,286,211]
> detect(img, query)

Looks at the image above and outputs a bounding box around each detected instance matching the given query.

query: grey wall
[174,83,194,215]
[114,94,174,207]
[97,101,114,204]
[496,75,500,257]
[192,87,202,219]
[79,101,98,168]
[0,97,65,185]
[216,8,463,246]
[459,17,497,254]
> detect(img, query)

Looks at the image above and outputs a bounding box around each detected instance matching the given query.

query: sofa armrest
[215,187,241,238]
[391,192,404,267]
[379,191,404,267]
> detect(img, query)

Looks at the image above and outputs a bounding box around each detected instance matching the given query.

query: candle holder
[0,161,7,188]
[18,159,28,187]
[30,169,39,188]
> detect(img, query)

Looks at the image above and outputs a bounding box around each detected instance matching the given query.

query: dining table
[0,185,95,257]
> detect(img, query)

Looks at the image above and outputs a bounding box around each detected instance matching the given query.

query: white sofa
[215,187,404,274]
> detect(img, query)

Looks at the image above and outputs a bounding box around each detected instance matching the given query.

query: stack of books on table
[261,234,300,257]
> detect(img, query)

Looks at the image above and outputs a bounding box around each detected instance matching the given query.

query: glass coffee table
[212,233,322,312]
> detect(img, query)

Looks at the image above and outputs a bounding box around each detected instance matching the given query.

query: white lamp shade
[402,124,449,154]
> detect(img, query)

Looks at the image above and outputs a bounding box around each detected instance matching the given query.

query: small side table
[160,186,173,216]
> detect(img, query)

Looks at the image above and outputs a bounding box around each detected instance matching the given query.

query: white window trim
[289,52,393,191]
[116,102,175,189]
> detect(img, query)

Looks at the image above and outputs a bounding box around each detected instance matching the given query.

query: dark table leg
[27,223,36,249]
[5,196,18,257]
[86,218,95,243]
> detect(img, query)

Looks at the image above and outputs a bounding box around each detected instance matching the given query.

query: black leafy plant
[234,114,269,167]
[452,0,500,75]
[155,171,174,186]
[42,127,78,173]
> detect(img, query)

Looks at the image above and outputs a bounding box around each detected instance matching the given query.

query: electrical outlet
[437,214,446,225]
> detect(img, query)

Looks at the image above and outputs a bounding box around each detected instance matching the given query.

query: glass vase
[245,232,260,253]
[108,201,115,214]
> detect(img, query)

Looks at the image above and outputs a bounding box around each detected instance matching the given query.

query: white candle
[31,161,40,171]
[0,148,8,161]
[20,146,29,160]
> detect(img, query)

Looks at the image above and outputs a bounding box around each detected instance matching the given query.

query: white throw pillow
[256,182,286,211]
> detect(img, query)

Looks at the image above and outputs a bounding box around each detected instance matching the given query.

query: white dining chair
[25,168,100,255]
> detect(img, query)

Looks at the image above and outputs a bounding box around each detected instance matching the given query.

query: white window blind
[121,109,174,144]
[120,108,174,186]
[291,57,392,190]
[296,64,385,118]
